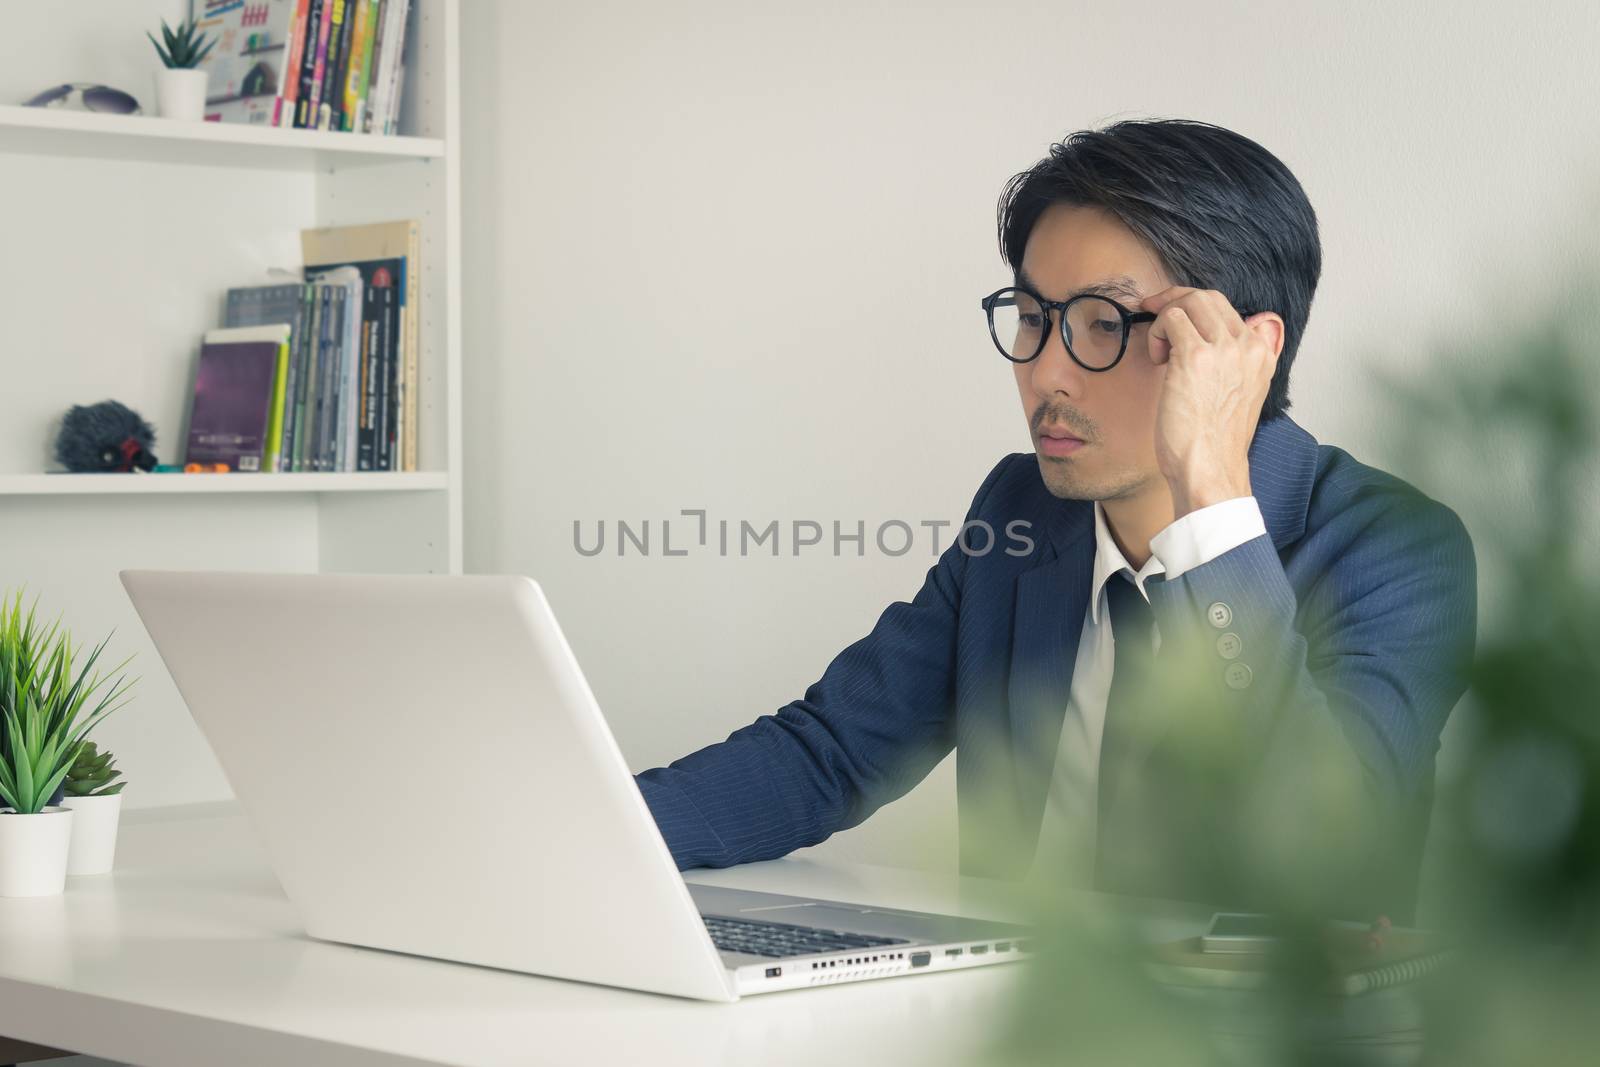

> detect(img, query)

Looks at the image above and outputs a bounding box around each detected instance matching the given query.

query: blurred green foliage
[977,269,1600,1065]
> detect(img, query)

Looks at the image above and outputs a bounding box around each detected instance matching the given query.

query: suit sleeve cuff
[1149,495,1268,581]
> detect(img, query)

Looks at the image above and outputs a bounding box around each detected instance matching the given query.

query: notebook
[185,325,291,473]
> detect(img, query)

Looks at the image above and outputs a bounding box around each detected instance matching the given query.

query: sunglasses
[23,83,144,116]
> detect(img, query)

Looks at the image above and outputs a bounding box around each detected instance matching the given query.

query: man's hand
[1140,287,1283,519]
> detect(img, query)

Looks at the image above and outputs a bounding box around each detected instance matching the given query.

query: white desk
[0,802,1214,1067]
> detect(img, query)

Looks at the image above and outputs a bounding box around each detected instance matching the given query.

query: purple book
[185,333,281,472]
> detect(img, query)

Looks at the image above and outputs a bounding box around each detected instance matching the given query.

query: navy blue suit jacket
[635,416,1477,919]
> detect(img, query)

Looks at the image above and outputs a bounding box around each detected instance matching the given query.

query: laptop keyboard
[702,914,911,958]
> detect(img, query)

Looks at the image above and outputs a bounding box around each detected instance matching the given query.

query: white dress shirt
[1027,495,1268,886]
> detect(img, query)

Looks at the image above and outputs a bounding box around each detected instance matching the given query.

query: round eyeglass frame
[981,286,1159,372]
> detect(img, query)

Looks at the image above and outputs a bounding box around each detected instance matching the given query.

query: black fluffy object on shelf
[55,400,159,473]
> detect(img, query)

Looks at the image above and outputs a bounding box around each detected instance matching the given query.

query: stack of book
[199,0,414,134]
[186,220,421,473]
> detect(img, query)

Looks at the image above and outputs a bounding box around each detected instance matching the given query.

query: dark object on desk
[54,400,159,472]
[1151,915,1456,996]
[1200,910,1295,953]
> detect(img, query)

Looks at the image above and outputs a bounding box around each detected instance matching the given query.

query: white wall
[458,0,1600,872]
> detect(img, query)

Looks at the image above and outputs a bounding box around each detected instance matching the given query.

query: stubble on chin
[1033,453,1146,502]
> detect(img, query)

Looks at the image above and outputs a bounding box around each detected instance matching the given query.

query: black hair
[997,118,1321,422]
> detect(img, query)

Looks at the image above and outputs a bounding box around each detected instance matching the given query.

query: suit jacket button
[1224,662,1253,690]
[1217,632,1242,659]
[1207,602,1233,629]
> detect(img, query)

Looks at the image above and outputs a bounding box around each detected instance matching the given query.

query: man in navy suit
[635,119,1476,920]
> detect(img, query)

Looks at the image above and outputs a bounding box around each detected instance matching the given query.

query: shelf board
[0,104,445,170]
[0,472,450,496]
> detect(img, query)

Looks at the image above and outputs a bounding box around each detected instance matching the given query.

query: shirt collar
[1088,500,1164,626]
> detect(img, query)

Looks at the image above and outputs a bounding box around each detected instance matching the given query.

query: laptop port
[995,941,1012,952]
[970,944,989,955]
[765,967,781,978]
[945,947,963,957]
[910,951,931,968]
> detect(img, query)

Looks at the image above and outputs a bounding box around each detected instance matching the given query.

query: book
[310,282,345,470]
[223,282,308,468]
[300,284,329,469]
[301,220,419,470]
[342,0,380,132]
[319,0,355,131]
[288,282,316,466]
[292,283,322,470]
[307,265,363,470]
[378,0,412,134]
[186,325,291,472]
[361,0,389,133]
[264,334,290,471]
[368,0,410,135]
[197,0,302,127]
[299,0,334,128]
[363,281,395,469]
[276,0,311,126]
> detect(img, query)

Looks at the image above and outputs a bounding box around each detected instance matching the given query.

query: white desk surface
[0,801,1212,1067]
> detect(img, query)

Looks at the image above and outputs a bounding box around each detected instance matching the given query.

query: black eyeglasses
[23,83,144,115]
[981,286,1158,372]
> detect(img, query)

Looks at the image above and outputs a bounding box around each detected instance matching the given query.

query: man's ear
[1246,312,1287,362]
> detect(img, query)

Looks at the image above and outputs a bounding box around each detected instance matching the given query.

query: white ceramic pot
[62,792,123,876]
[154,67,208,121]
[0,807,75,897]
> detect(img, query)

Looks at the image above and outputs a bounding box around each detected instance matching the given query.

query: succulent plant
[147,17,217,71]
[64,740,124,798]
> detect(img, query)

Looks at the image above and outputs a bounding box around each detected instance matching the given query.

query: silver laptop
[120,571,1032,1001]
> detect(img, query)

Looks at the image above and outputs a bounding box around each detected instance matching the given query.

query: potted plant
[147,16,217,121]
[0,591,134,897]
[61,740,126,876]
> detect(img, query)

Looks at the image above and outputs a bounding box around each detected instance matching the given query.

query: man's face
[1012,203,1173,501]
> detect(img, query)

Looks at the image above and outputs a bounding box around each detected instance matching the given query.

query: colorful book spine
[301,285,328,469]
[361,0,388,133]
[291,283,318,470]
[286,284,313,465]
[276,0,311,126]
[263,336,290,472]
[324,268,363,471]
[314,285,342,469]
[297,0,331,128]
[320,0,354,131]
[359,284,391,469]
[339,0,372,132]
[376,277,393,470]
[378,0,412,135]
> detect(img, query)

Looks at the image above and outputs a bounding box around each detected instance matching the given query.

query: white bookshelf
[0,1,463,809]
[0,472,450,495]
[0,102,446,169]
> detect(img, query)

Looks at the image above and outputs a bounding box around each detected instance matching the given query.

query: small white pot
[62,792,124,876]
[154,67,208,121]
[0,807,75,897]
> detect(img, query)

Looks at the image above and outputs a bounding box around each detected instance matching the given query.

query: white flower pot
[154,67,208,121]
[62,792,123,876]
[0,807,75,897]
